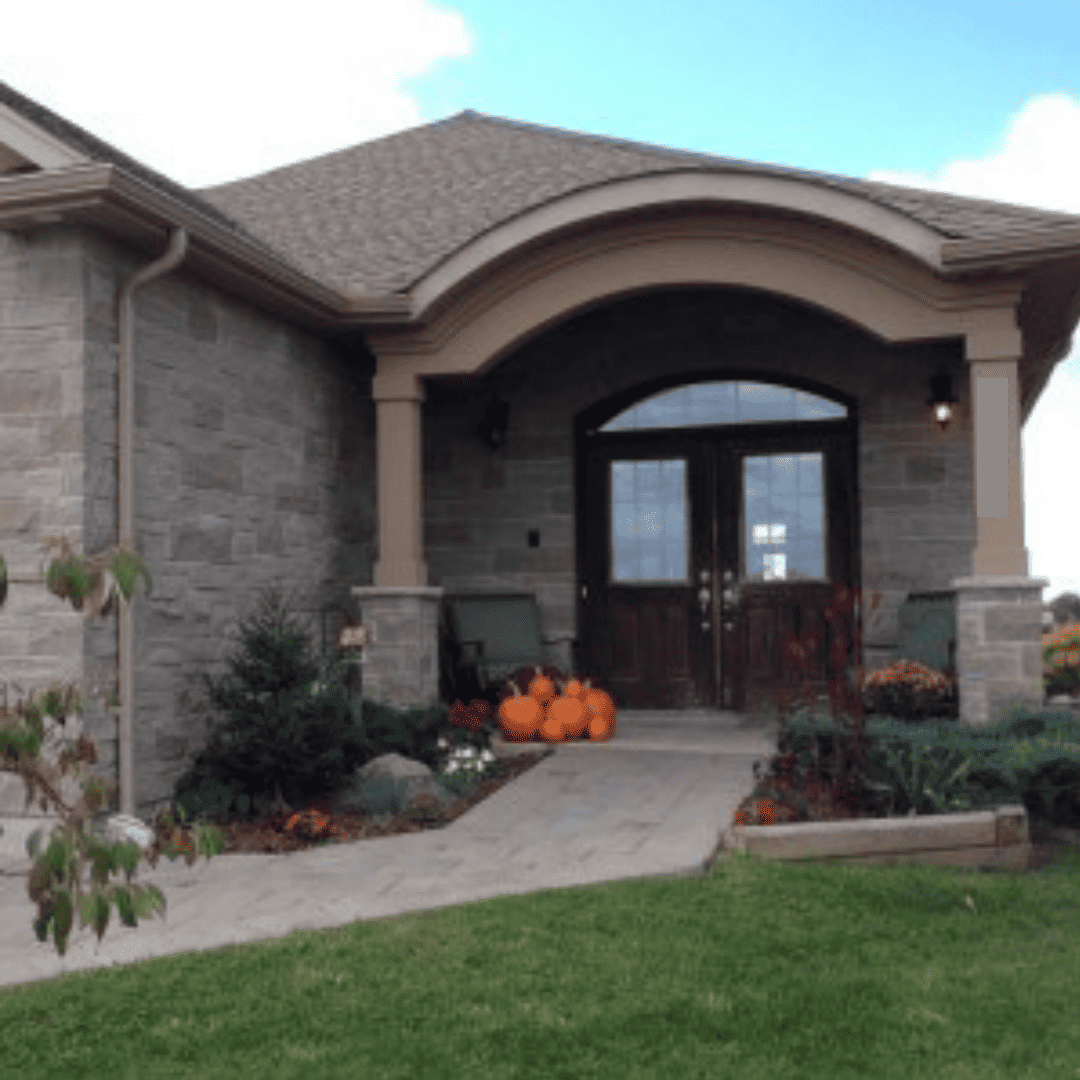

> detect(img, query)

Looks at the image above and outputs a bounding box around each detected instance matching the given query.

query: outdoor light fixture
[476,392,509,449]
[928,373,959,432]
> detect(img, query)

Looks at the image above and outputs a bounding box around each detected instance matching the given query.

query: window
[600,381,846,431]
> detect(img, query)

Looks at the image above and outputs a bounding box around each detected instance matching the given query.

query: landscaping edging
[722,805,1032,871]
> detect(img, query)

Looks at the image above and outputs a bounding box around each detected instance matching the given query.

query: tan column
[371,369,427,587]
[967,354,1029,577]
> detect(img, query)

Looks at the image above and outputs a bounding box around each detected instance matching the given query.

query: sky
[2,0,1078,602]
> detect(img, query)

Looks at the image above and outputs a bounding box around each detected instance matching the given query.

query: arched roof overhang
[367,177,1026,393]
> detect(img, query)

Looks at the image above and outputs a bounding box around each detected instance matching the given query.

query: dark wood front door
[578,423,855,712]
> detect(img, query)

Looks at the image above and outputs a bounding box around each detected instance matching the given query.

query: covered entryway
[576,377,857,711]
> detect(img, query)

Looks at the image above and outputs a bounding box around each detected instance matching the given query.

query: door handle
[697,586,711,613]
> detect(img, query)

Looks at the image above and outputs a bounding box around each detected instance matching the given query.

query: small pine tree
[174,586,367,818]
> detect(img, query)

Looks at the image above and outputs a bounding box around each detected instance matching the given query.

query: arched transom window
[599,380,847,431]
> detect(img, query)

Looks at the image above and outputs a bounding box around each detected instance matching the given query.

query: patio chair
[896,590,956,676]
[440,592,570,695]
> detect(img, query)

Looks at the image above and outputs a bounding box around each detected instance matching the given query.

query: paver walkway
[0,710,779,991]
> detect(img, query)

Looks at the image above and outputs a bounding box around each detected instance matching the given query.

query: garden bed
[723,804,1033,872]
[161,749,553,857]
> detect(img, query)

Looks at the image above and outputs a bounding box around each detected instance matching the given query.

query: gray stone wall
[421,288,974,679]
[79,231,378,818]
[4,225,379,820]
[0,225,89,717]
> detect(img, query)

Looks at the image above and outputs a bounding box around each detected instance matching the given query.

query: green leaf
[80,888,112,942]
[112,839,142,879]
[115,886,138,928]
[53,890,73,956]
[33,911,53,944]
[194,823,223,859]
[109,548,153,602]
[131,883,166,921]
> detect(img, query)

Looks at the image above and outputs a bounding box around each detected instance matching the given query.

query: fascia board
[0,99,91,169]
[0,163,411,328]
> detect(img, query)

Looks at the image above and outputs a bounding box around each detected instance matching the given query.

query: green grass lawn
[1,844,1077,1079]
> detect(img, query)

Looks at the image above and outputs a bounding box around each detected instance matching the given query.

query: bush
[171,586,371,821]
[351,697,451,774]
[1043,623,1080,698]
[861,659,958,723]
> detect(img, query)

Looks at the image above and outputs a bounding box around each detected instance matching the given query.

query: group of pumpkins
[450,666,617,743]
[499,669,618,743]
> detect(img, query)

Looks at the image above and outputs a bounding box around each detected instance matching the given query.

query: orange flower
[756,799,776,824]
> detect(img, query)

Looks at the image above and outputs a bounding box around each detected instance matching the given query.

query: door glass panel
[610,459,688,582]
[742,453,825,582]
[600,381,846,431]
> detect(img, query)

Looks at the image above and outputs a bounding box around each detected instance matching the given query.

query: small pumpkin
[587,713,614,741]
[563,678,587,702]
[538,707,567,742]
[582,680,617,729]
[547,688,589,739]
[527,666,556,706]
[498,682,543,741]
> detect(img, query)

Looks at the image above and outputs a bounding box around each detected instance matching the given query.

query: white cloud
[867,93,1080,602]
[0,0,473,187]
[867,93,1080,215]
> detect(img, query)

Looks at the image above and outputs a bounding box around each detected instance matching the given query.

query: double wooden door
[578,422,856,711]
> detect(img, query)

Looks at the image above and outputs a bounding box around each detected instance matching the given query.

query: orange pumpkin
[563,678,587,702]
[583,680,616,720]
[587,713,614,741]
[547,690,589,739]
[538,708,567,742]
[527,666,556,706]
[498,682,543,741]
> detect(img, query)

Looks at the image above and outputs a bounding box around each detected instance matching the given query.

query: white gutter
[116,228,188,817]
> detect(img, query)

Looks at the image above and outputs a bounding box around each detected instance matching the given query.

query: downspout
[116,228,188,817]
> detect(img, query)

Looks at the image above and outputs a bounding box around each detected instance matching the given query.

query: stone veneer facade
[1,224,378,819]
[0,238,1035,818]
[420,288,972,678]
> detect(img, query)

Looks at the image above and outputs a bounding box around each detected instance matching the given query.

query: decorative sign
[338,624,369,648]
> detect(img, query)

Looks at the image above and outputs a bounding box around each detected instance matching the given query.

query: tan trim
[0,165,410,326]
[0,162,1078,342]
[968,358,1029,576]
[369,212,1025,374]
[0,100,90,170]
[370,372,428,586]
[409,171,951,316]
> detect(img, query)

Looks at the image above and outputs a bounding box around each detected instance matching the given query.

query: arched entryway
[575,374,858,712]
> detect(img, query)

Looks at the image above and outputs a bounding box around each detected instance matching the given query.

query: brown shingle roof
[6,79,1080,300]
[197,110,1080,295]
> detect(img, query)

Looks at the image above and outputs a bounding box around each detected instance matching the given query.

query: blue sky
[2,0,1078,601]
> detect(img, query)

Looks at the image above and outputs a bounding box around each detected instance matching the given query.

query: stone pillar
[953,347,1046,725]
[350,586,444,712]
[371,369,428,587]
[953,576,1048,726]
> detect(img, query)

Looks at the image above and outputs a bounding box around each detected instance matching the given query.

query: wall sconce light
[475,392,509,449]
[928,373,959,432]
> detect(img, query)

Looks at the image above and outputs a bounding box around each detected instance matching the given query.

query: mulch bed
[161,751,554,857]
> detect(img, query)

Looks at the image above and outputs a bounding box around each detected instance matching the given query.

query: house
[2,79,1078,820]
